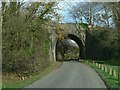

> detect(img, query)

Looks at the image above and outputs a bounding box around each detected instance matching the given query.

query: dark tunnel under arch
[55,34,85,61]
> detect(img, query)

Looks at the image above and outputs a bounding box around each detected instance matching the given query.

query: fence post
[86,60,88,63]
[101,64,104,71]
[113,70,117,78]
[105,66,108,73]
[96,63,98,67]
[118,64,120,83]
[119,73,120,83]
[99,64,101,69]
[109,67,112,75]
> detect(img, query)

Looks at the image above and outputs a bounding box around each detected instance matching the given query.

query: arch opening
[55,34,85,61]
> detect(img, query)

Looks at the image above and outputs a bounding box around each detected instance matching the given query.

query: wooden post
[97,63,98,67]
[96,63,98,67]
[119,73,120,83]
[97,64,99,67]
[99,64,101,69]
[113,70,117,78]
[102,64,104,71]
[118,63,120,83]
[21,76,25,80]
[109,67,112,75]
[105,66,108,72]
[86,60,88,63]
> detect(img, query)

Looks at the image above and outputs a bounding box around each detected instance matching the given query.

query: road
[25,61,107,88]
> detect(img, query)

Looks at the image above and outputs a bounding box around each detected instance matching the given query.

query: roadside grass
[95,60,118,76]
[2,61,62,89]
[83,60,120,89]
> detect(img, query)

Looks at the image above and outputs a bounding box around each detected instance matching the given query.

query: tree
[68,2,119,30]
[2,1,56,75]
[109,2,120,30]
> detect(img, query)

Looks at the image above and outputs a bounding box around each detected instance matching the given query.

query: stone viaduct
[49,23,103,61]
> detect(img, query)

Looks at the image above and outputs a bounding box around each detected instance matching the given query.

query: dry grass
[2,61,62,89]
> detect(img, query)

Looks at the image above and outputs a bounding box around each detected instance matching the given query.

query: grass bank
[2,61,62,89]
[83,60,120,89]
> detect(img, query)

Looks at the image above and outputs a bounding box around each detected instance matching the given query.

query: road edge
[81,62,108,89]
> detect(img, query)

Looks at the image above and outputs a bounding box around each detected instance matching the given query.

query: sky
[62,39,79,47]
[2,0,119,24]
[56,1,76,23]
[23,0,85,23]
[22,0,75,23]
[53,0,119,23]
[56,1,118,26]
[68,39,79,47]
[23,0,119,2]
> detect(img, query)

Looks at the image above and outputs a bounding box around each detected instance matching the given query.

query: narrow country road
[25,61,107,88]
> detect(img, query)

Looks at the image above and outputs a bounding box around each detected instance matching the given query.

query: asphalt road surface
[25,61,107,88]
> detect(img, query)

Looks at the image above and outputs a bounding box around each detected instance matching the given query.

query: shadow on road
[57,59,82,62]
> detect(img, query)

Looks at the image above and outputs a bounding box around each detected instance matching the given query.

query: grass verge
[83,60,120,89]
[2,61,62,89]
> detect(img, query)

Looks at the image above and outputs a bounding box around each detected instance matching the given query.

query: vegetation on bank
[84,60,120,89]
[91,30,119,60]
[2,2,63,89]
[2,62,61,89]
[2,2,56,76]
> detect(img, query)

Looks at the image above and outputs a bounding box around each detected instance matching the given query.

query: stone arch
[55,34,85,61]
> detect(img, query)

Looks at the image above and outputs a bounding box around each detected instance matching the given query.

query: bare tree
[68,2,119,30]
